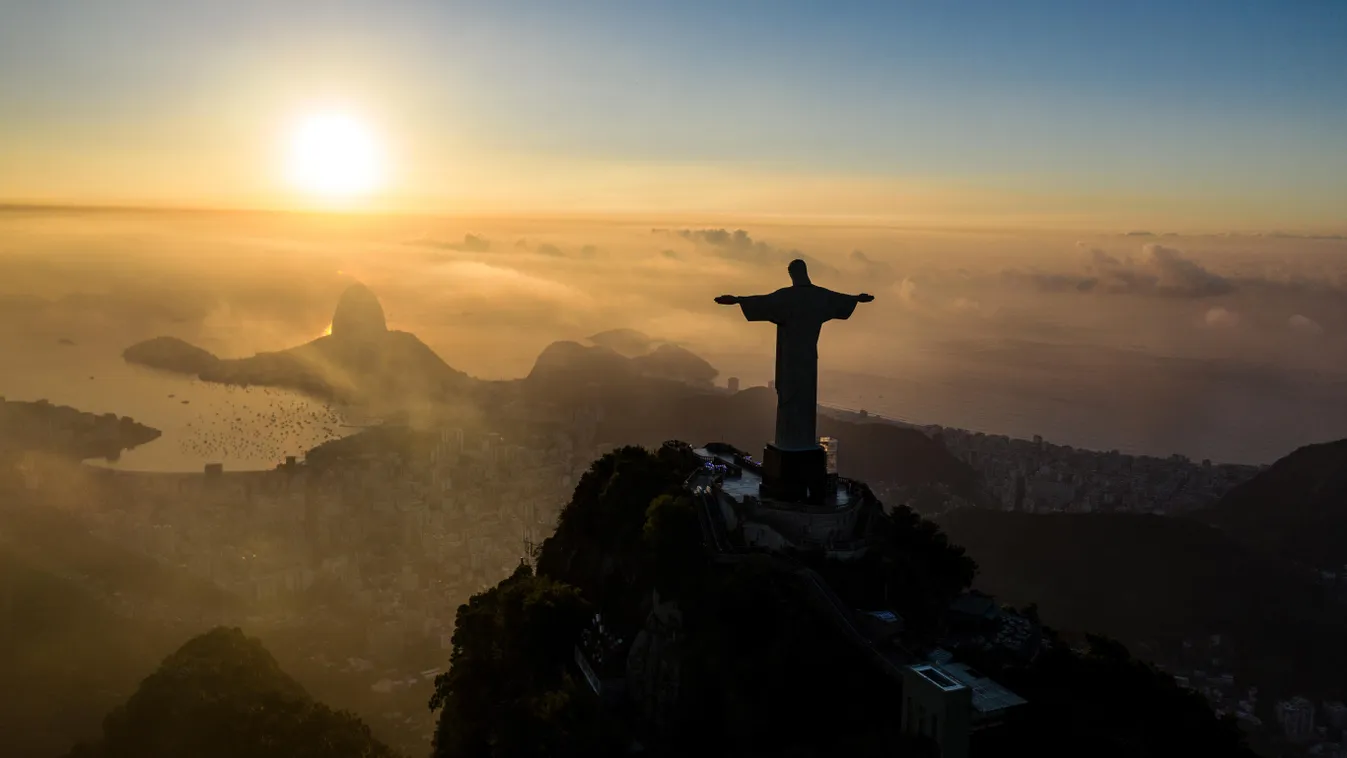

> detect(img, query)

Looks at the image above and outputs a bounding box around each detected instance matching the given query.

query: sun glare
[285,111,384,201]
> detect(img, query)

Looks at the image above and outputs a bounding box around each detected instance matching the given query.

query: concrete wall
[742,521,792,551]
[748,501,861,547]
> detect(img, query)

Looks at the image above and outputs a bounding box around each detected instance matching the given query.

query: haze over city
[2,3,1346,758]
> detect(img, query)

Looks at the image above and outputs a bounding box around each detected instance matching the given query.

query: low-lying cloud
[409,233,493,252]
[1005,244,1234,298]
[660,228,837,275]
[850,249,897,285]
[5,209,1346,446]
[1203,306,1241,329]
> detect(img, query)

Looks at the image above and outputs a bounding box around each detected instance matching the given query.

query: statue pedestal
[760,444,829,505]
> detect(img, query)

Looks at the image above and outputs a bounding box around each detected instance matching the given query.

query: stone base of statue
[760,444,829,504]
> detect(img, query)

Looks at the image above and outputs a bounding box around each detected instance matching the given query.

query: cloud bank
[1005,244,1234,298]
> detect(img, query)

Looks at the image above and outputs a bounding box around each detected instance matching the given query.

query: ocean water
[5,332,1342,471]
[0,337,351,472]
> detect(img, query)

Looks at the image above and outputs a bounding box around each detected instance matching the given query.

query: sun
[285,111,384,201]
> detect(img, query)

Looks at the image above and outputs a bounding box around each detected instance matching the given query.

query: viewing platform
[691,443,878,555]
[693,443,855,509]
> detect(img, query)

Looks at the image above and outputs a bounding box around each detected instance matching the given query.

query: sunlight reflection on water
[1,340,353,472]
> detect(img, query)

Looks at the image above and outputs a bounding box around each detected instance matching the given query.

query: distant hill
[1200,438,1347,571]
[0,548,173,758]
[122,335,221,375]
[586,328,655,356]
[527,340,636,385]
[0,485,244,757]
[64,627,398,758]
[122,293,973,494]
[0,397,161,462]
[936,508,1347,695]
[123,283,471,407]
[528,339,717,387]
[630,343,718,386]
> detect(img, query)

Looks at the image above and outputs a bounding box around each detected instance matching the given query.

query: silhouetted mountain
[0,480,244,758]
[329,282,387,341]
[527,340,636,384]
[429,445,1251,758]
[122,296,973,495]
[528,339,717,388]
[0,397,161,462]
[122,335,221,374]
[1200,438,1347,571]
[436,444,951,757]
[587,328,655,356]
[123,284,471,407]
[630,343,718,385]
[936,508,1347,695]
[0,547,171,758]
[64,627,398,758]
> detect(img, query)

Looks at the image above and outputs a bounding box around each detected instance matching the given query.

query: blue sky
[2,0,1345,225]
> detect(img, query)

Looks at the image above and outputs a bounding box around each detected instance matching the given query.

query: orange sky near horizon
[3,3,1345,234]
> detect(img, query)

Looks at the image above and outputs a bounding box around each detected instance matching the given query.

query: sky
[2,0,1346,229]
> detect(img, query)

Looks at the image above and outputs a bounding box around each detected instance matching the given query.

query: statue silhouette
[716,259,873,502]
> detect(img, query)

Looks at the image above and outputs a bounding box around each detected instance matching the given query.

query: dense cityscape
[928,425,1263,515]
[9,392,1347,756]
[7,400,614,752]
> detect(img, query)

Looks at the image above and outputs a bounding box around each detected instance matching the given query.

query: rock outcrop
[123,283,470,408]
[330,283,387,342]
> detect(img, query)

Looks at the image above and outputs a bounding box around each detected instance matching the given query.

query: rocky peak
[330,283,387,341]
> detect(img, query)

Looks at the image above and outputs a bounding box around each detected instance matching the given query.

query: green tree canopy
[537,444,702,633]
[429,564,625,758]
[643,493,705,598]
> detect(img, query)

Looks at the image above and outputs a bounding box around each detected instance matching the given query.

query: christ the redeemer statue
[716,259,873,503]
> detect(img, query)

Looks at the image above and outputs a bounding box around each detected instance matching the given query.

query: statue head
[788,259,810,285]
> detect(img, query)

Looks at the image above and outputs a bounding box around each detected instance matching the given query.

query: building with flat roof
[903,663,974,758]
[902,657,1028,758]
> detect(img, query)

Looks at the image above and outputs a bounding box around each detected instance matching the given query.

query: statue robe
[737,284,858,451]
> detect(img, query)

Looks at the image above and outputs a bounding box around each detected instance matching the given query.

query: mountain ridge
[1199,438,1347,572]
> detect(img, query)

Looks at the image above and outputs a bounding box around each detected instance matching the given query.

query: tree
[537,444,701,633]
[429,564,625,758]
[643,494,705,598]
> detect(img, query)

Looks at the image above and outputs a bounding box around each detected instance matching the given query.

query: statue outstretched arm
[715,294,739,305]
[855,293,874,303]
